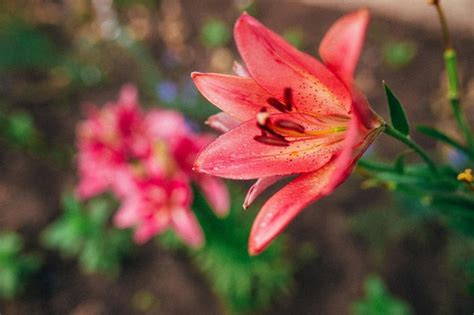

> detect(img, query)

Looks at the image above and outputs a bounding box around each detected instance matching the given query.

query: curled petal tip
[235,11,255,29]
[190,71,202,79]
[348,8,370,24]
[248,232,274,256]
[240,11,250,18]
[192,160,209,175]
[248,244,259,256]
[206,113,240,133]
[192,156,212,175]
[242,187,255,210]
[248,239,265,256]
[357,8,369,17]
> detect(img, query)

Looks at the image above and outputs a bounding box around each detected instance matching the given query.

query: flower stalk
[430,0,474,152]
[383,124,438,174]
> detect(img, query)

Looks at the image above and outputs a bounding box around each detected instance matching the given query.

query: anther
[256,108,270,126]
[284,88,293,111]
[274,119,305,133]
[257,123,286,139]
[266,97,288,112]
[457,168,473,183]
[457,168,474,192]
[255,108,285,140]
[254,135,289,146]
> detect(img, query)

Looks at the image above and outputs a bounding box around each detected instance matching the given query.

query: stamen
[266,97,288,112]
[304,126,347,137]
[256,108,286,139]
[457,168,473,183]
[457,168,474,192]
[254,135,289,146]
[274,119,305,133]
[257,123,286,139]
[256,108,270,126]
[284,88,293,111]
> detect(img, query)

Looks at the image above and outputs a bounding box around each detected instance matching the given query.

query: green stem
[431,1,474,153]
[444,49,474,151]
[433,1,452,49]
[357,159,394,172]
[384,125,438,174]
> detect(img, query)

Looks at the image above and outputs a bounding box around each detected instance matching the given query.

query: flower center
[254,88,348,146]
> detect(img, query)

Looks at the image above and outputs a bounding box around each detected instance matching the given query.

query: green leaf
[6,112,37,145]
[384,82,410,135]
[62,194,82,213]
[0,232,23,255]
[283,28,304,49]
[416,125,470,156]
[0,21,58,72]
[165,185,294,313]
[351,275,413,315]
[200,19,231,48]
[383,40,417,70]
[88,198,111,226]
[41,194,133,276]
[0,232,42,299]
[394,154,406,174]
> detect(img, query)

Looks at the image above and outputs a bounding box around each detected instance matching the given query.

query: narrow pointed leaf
[416,125,471,156]
[394,153,406,174]
[384,83,410,135]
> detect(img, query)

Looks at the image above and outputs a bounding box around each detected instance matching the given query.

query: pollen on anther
[267,97,288,112]
[284,87,293,111]
[274,119,305,133]
[256,108,270,126]
[254,135,289,146]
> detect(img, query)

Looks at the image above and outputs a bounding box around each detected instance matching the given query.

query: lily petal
[248,160,340,255]
[192,72,272,121]
[171,207,205,248]
[243,176,285,209]
[247,101,383,254]
[349,86,383,131]
[145,109,188,143]
[194,114,345,179]
[133,216,169,244]
[319,9,369,87]
[75,173,109,200]
[234,13,351,116]
[118,83,139,109]
[114,197,141,228]
[322,101,382,195]
[195,175,230,217]
[233,61,250,77]
[206,112,240,133]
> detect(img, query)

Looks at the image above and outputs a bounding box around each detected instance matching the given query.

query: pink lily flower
[192,10,384,255]
[76,85,230,245]
[144,110,230,217]
[114,175,204,247]
[76,84,149,200]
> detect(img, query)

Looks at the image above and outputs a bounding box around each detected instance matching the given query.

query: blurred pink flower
[114,175,204,247]
[76,85,148,199]
[75,84,229,246]
[192,11,383,254]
